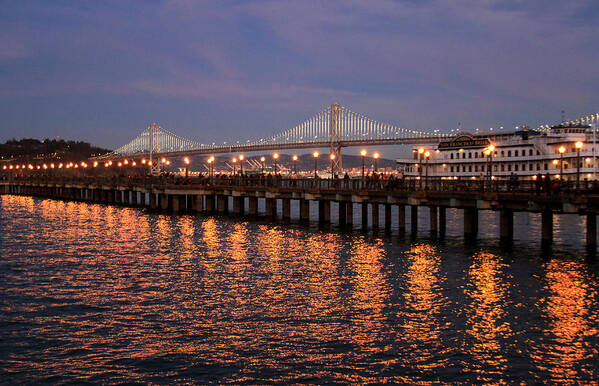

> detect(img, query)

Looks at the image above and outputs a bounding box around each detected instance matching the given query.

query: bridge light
[123,159,129,165]
[148,161,152,166]
[50,163,54,168]
[558,146,566,154]
[58,163,63,168]
[104,162,109,167]
[313,151,319,158]
[117,162,122,167]
[15,165,19,169]
[141,159,146,164]
[9,165,13,169]
[260,156,265,162]
[108,161,113,166]
[2,166,6,170]
[43,164,47,169]
[161,157,166,164]
[166,160,171,165]
[575,141,584,149]
[132,161,136,166]
[239,154,244,161]
[330,153,335,160]
[183,157,190,165]
[93,161,98,167]
[273,153,279,160]
[360,149,367,156]
[36,165,40,170]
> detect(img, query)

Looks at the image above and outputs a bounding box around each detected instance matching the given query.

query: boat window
[450,153,454,159]
[515,164,518,171]
[508,150,512,157]
[515,150,519,157]
[529,149,533,156]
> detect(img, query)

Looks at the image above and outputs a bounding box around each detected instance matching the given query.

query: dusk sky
[1,0,598,150]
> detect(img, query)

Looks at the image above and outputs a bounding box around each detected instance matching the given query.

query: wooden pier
[2,177,599,248]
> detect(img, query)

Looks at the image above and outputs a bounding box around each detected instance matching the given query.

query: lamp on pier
[238,154,245,175]
[183,157,190,178]
[360,149,367,180]
[329,153,336,179]
[558,145,566,178]
[232,157,237,175]
[273,153,279,174]
[373,152,380,172]
[313,151,319,178]
[260,156,266,174]
[292,155,298,174]
[575,141,584,189]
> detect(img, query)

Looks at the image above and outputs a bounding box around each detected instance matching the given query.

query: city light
[373,152,380,159]
[329,153,335,160]
[360,149,367,156]
[575,141,584,149]
[313,151,319,158]
[558,146,566,154]
[183,157,190,165]
[292,155,298,161]
[273,153,279,159]
[418,147,424,154]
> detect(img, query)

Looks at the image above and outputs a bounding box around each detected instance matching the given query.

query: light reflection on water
[1,195,598,383]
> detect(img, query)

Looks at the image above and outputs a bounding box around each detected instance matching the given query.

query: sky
[1,0,598,151]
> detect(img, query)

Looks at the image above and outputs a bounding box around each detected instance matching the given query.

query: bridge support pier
[429,206,438,236]
[385,204,392,231]
[361,203,368,229]
[266,198,276,217]
[233,196,244,215]
[131,191,138,206]
[217,195,227,214]
[541,210,553,247]
[372,203,379,230]
[192,195,203,212]
[411,205,418,236]
[172,195,180,213]
[205,195,215,213]
[123,191,130,205]
[248,196,258,216]
[338,201,347,226]
[439,206,446,238]
[114,190,121,204]
[398,205,406,234]
[319,200,330,224]
[464,207,478,241]
[346,202,353,227]
[160,194,169,211]
[500,208,514,243]
[282,198,291,220]
[300,199,309,221]
[587,213,597,249]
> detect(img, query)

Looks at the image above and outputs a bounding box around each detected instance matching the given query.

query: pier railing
[3,175,599,195]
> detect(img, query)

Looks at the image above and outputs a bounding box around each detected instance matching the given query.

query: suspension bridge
[96,103,453,173]
[96,103,599,174]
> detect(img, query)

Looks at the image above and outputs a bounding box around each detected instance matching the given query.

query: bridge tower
[149,123,161,176]
[330,102,343,174]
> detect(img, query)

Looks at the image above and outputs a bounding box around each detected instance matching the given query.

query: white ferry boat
[396,123,598,181]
